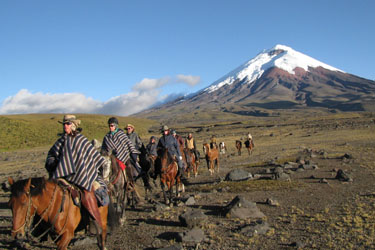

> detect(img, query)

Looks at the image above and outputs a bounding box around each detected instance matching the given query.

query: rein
[13,182,68,242]
[11,191,35,235]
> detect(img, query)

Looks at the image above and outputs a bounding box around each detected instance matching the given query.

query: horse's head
[7,177,39,239]
[203,143,210,154]
[158,148,175,167]
[100,149,113,181]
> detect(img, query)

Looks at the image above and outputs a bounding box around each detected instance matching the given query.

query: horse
[156,148,184,204]
[184,148,199,178]
[244,138,255,155]
[235,140,242,156]
[6,177,108,250]
[202,143,219,175]
[219,142,227,154]
[100,150,140,225]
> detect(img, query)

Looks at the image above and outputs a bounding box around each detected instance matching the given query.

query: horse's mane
[158,148,175,165]
[11,177,46,198]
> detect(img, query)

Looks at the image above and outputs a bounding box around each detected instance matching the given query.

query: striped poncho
[102,129,139,164]
[46,133,105,191]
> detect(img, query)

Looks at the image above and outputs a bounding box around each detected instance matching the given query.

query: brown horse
[6,177,108,250]
[235,140,242,156]
[203,143,219,175]
[157,148,184,204]
[184,148,199,178]
[244,139,255,155]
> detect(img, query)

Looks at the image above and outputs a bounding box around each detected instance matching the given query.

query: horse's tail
[107,198,120,229]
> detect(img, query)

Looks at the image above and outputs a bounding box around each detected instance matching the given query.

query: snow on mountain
[204,44,344,93]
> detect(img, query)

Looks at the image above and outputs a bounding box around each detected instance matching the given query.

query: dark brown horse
[235,140,242,156]
[244,139,255,155]
[6,177,108,250]
[184,148,199,178]
[203,143,219,175]
[157,148,184,204]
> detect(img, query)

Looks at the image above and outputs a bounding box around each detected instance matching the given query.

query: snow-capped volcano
[137,45,375,120]
[204,44,343,93]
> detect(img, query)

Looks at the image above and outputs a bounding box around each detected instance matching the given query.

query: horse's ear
[8,177,14,186]
[24,178,32,193]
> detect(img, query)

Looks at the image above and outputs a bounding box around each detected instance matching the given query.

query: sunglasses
[63,122,72,125]
[109,124,116,127]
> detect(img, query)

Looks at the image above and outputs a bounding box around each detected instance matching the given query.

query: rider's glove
[179,156,182,161]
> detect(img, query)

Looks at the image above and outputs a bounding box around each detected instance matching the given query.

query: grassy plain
[0,110,375,249]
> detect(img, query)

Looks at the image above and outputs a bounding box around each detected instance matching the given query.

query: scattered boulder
[225,195,265,219]
[239,220,271,237]
[335,169,353,182]
[177,227,205,243]
[153,202,170,212]
[319,178,328,184]
[273,167,284,174]
[225,169,253,181]
[179,209,208,228]
[275,172,291,181]
[341,153,353,160]
[184,196,196,206]
[266,198,280,207]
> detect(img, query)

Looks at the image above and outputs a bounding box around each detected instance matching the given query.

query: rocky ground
[1,113,375,249]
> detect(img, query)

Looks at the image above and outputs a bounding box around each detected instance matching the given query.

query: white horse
[219,142,227,154]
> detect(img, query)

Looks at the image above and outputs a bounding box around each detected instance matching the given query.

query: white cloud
[0,74,200,116]
[176,74,200,86]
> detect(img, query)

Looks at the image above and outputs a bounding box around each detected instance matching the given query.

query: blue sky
[1,0,374,115]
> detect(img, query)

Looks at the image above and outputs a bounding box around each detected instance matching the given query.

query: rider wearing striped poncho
[45,114,107,229]
[101,117,142,175]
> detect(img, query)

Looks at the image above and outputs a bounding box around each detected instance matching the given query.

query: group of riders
[44,114,201,229]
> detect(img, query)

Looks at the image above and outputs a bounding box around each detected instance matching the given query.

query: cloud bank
[0,74,200,116]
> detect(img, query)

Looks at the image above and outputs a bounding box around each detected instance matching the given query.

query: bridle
[11,183,67,242]
[10,190,35,236]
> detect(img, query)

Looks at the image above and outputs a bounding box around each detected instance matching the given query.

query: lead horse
[6,177,108,250]
[203,143,219,175]
[157,148,184,204]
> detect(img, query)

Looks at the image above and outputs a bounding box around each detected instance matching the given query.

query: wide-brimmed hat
[58,114,81,126]
[127,124,135,129]
[162,125,169,131]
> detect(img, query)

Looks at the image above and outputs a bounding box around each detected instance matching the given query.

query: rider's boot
[81,189,103,233]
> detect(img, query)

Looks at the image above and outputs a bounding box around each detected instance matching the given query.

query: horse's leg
[98,206,108,250]
[56,230,74,250]
[168,180,174,204]
[210,161,213,175]
[160,181,168,204]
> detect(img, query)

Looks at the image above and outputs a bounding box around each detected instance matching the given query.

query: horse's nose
[12,228,26,240]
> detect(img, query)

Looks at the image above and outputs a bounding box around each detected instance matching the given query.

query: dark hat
[108,117,118,125]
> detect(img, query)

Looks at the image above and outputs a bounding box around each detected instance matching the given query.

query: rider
[157,125,187,181]
[101,117,142,177]
[171,129,185,149]
[247,132,253,141]
[146,136,158,157]
[126,123,143,151]
[45,114,108,230]
[210,135,217,149]
[185,132,200,163]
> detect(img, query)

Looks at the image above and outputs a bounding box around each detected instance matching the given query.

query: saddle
[57,178,82,207]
